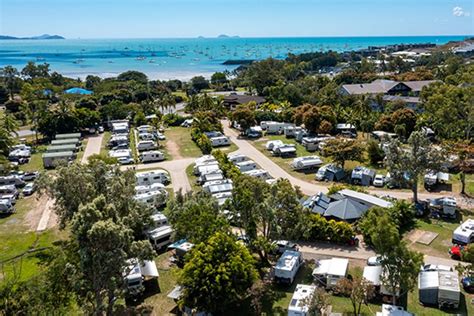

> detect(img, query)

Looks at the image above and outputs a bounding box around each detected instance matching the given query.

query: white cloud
[453,6,471,17]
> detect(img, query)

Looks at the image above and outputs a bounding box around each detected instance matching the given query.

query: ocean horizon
[0,35,470,80]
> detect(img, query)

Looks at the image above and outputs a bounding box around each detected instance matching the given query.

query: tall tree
[0,66,20,98]
[323,138,365,169]
[385,131,445,202]
[336,276,375,316]
[179,232,258,314]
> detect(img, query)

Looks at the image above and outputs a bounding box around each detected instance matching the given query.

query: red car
[449,245,467,260]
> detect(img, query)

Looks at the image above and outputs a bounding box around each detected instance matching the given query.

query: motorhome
[235,160,257,172]
[243,169,271,180]
[147,225,174,250]
[260,121,277,130]
[137,140,157,151]
[8,149,31,161]
[112,122,129,134]
[123,259,159,296]
[168,239,194,264]
[0,175,25,187]
[210,136,231,147]
[138,132,155,141]
[266,122,294,135]
[108,135,129,148]
[287,284,317,316]
[312,258,349,289]
[194,163,220,176]
[284,126,303,138]
[272,144,297,157]
[274,250,303,284]
[266,140,284,151]
[137,125,153,133]
[55,133,81,140]
[109,149,133,159]
[228,153,248,164]
[351,166,376,186]
[140,150,165,163]
[291,156,323,171]
[42,151,76,168]
[452,219,474,245]
[315,164,345,181]
[194,155,217,167]
[136,170,170,186]
[135,183,166,195]
[0,199,15,214]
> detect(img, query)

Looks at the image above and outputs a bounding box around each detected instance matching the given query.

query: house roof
[323,198,370,220]
[223,94,266,105]
[338,189,393,208]
[341,79,437,95]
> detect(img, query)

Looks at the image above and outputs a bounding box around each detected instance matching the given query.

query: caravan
[228,153,248,164]
[243,169,271,180]
[312,258,349,289]
[123,259,159,296]
[0,175,25,188]
[140,150,165,163]
[291,156,323,171]
[235,160,257,172]
[136,170,170,186]
[266,122,294,135]
[134,190,168,206]
[210,136,231,147]
[202,179,233,195]
[194,163,220,176]
[288,284,317,316]
[137,140,157,151]
[452,219,474,245]
[274,250,303,284]
[135,183,166,195]
[0,199,15,214]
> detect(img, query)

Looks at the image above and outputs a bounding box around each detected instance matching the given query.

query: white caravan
[274,250,303,284]
[134,190,168,207]
[266,140,284,151]
[194,163,220,176]
[137,140,158,151]
[135,183,166,195]
[266,122,294,135]
[291,156,323,171]
[243,169,271,180]
[452,219,474,245]
[288,284,317,316]
[312,258,349,289]
[124,259,159,296]
[140,150,165,163]
[136,170,170,186]
[228,153,248,164]
[210,136,231,147]
[235,160,257,172]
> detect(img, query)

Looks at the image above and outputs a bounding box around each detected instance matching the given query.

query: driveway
[81,133,104,163]
[222,120,474,208]
[121,158,194,193]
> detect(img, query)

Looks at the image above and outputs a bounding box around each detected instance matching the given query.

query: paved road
[121,158,194,193]
[222,120,474,208]
[81,133,104,163]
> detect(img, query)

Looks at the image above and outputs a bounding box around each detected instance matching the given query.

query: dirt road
[81,133,104,163]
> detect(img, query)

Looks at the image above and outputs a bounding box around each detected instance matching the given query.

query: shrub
[306,214,354,244]
[162,113,187,126]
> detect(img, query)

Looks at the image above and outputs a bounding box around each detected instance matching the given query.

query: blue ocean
[0,36,469,80]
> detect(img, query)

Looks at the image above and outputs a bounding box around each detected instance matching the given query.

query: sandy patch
[165,140,183,160]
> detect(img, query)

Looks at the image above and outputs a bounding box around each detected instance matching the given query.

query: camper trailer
[235,160,257,172]
[228,153,248,164]
[452,219,474,245]
[124,259,159,296]
[168,240,194,264]
[266,140,284,151]
[46,144,79,153]
[312,258,349,289]
[135,183,166,195]
[266,122,294,135]
[147,225,174,250]
[202,179,233,195]
[315,164,345,182]
[274,250,303,284]
[287,284,317,316]
[213,191,232,206]
[424,171,449,190]
[246,126,263,138]
[210,136,230,147]
[351,166,376,186]
[272,144,297,157]
[198,171,224,184]
[134,190,168,206]
[136,170,170,186]
[429,197,457,218]
[291,156,323,171]
[140,150,165,163]
[42,151,76,168]
[194,163,220,176]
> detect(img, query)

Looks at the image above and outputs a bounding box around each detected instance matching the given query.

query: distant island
[218,34,240,38]
[0,34,65,40]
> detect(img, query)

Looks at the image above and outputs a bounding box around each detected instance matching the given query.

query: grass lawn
[407,286,474,315]
[164,127,202,158]
[99,131,111,156]
[216,141,238,154]
[185,164,200,191]
[19,151,45,172]
[171,90,188,99]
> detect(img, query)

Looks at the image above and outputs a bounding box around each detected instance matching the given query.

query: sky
[1,0,473,38]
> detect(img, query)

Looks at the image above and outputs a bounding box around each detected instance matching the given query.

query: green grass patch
[407,285,473,315]
[100,132,112,156]
[215,141,238,154]
[185,164,200,191]
[165,127,202,158]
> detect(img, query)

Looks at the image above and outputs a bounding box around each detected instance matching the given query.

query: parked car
[157,132,166,141]
[117,157,135,165]
[98,126,104,133]
[22,183,36,196]
[367,255,382,266]
[112,143,129,150]
[373,174,385,187]
[462,276,474,293]
[23,171,39,181]
[272,240,298,254]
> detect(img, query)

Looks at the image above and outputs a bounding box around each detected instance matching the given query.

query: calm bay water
[0,36,469,80]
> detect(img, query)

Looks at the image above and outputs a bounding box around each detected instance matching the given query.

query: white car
[23,183,36,196]
[117,157,135,165]
[157,133,166,141]
[367,256,382,266]
[373,174,385,187]
[98,126,105,133]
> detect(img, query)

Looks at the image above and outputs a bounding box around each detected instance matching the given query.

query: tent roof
[324,198,369,220]
[64,87,93,95]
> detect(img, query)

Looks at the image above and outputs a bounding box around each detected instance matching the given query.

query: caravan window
[143,177,149,182]
[154,235,171,245]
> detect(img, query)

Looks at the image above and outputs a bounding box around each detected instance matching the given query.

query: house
[382,95,422,112]
[351,166,376,186]
[323,198,370,222]
[340,79,437,97]
[223,94,266,110]
[418,271,460,309]
[312,258,348,289]
[287,284,317,316]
